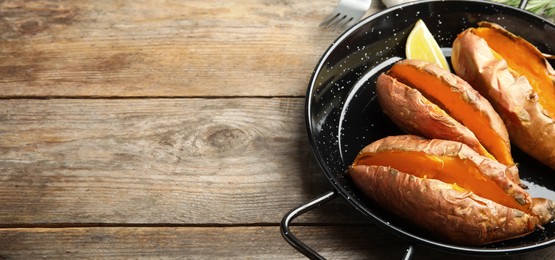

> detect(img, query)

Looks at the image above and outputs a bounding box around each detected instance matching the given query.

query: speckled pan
[282,0,555,258]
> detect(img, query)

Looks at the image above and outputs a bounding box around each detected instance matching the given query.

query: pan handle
[280,190,338,259]
[403,245,415,260]
[280,190,415,259]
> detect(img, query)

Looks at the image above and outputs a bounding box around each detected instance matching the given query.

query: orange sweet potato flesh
[350,164,538,245]
[452,22,555,170]
[377,73,495,161]
[349,135,555,245]
[353,135,530,213]
[385,60,514,167]
[357,151,530,212]
[472,22,555,120]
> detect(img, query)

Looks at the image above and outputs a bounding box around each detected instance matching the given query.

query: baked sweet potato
[376,59,516,172]
[350,164,538,245]
[349,135,554,245]
[377,71,493,162]
[452,22,555,170]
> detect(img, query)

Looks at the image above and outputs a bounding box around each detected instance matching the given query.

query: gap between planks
[0,222,376,229]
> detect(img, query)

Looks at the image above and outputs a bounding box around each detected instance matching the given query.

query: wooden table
[1,0,554,259]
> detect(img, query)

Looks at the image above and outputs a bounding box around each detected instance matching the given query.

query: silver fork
[320,0,372,30]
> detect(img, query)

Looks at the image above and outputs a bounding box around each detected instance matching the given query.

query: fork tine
[319,13,340,27]
[320,0,372,31]
[324,14,347,29]
[335,16,354,30]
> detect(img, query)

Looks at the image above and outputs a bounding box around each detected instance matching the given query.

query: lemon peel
[406,19,450,71]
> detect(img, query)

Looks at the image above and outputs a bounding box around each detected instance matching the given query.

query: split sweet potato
[452,22,555,170]
[349,135,554,245]
[376,59,516,174]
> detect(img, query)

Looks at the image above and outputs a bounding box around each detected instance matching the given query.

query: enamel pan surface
[306,0,555,255]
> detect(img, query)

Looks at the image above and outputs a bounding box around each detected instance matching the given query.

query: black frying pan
[281,0,555,258]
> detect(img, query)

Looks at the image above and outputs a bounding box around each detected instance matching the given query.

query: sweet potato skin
[354,135,527,203]
[349,164,539,246]
[377,72,492,161]
[532,198,555,225]
[377,59,514,168]
[452,26,555,170]
[349,135,555,245]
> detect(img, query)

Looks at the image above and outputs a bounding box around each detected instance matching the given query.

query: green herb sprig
[492,0,555,22]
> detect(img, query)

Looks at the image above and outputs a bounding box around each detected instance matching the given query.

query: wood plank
[0,0,383,97]
[0,226,407,259]
[0,98,369,225]
[1,226,553,259]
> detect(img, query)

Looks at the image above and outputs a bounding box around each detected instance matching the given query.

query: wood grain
[0,98,368,225]
[3,0,554,258]
[0,0,382,98]
[1,226,553,259]
[0,226,410,260]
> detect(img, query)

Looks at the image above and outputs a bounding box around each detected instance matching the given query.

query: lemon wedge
[406,19,450,71]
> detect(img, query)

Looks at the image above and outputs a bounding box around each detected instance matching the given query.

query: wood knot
[204,127,249,152]
[183,124,254,157]
[16,19,46,35]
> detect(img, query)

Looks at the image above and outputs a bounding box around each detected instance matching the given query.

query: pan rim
[305,0,555,255]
